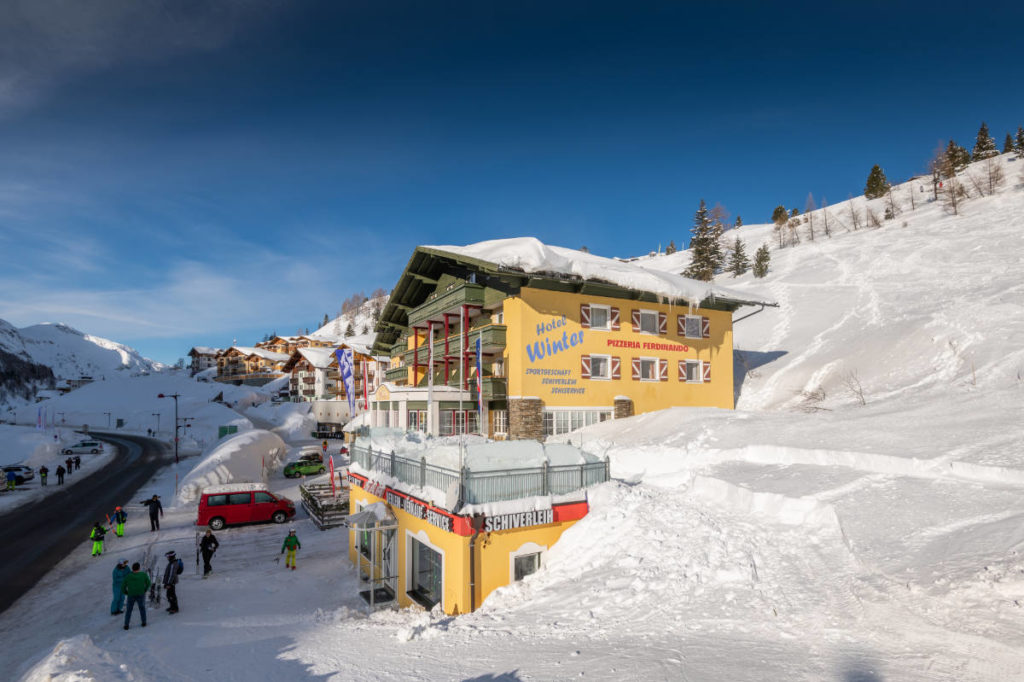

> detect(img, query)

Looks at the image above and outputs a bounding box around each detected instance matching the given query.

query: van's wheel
[209,517,225,530]
[272,511,287,524]
[63,449,72,455]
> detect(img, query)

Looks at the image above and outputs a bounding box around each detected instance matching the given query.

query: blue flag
[335,348,355,416]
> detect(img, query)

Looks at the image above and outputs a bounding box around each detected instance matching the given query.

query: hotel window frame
[589,354,611,381]
[684,359,702,383]
[638,357,658,382]
[637,309,659,335]
[406,531,444,611]
[493,409,509,436]
[589,304,611,331]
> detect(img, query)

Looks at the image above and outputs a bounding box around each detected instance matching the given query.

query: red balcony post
[413,326,420,386]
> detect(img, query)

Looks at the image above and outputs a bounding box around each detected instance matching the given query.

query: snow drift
[177,429,286,504]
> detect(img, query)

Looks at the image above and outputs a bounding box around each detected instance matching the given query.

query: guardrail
[300,479,350,530]
[351,444,609,507]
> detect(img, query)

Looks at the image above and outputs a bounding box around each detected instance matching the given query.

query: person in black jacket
[199,529,219,577]
[56,465,65,485]
[162,551,181,614]
[141,494,163,531]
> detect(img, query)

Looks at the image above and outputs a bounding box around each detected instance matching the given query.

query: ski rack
[300,478,351,530]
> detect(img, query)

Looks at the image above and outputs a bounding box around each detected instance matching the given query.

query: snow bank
[176,429,286,504]
[244,401,315,440]
[22,634,140,682]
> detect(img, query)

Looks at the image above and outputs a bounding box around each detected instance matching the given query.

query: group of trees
[683,199,769,281]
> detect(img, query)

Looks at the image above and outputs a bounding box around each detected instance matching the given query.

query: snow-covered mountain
[309,293,389,347]
[0,320,165,407]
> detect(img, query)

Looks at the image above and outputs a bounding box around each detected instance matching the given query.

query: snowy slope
[309,294,388,344]
[4,153,1024,681]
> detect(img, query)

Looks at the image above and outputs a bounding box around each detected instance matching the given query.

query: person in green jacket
[90,522,107,557]
[122,562,151,629]
[281,528,301,570]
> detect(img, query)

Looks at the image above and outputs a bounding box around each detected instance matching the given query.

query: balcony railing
[401,325,507,367]
[407,282,486,328]
[385,365,410,383]
[350,443,609,509]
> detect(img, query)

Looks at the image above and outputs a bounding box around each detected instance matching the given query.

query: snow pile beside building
[177,429,286,504]
[245,401,315,440]
[21,634,140,682]
[424,237,771,306]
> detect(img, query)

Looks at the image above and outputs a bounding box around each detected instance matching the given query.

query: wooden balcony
[407,282,485,328]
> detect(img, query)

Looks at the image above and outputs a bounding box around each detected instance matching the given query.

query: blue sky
[1,1,1022,364]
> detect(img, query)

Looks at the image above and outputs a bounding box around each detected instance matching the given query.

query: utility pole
[158,393,181,464]
[152,412,161,434]
[104,412,111,429]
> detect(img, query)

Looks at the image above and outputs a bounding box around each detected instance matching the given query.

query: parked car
[196,484,296,530]
[2,465,34,485]
[298,452,323,463]
[62,440,104,455]
[284,458,327,478]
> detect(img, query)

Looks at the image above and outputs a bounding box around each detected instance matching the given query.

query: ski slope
[4,153,1024,681]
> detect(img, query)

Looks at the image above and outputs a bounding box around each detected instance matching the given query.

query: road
[0,432,169,615]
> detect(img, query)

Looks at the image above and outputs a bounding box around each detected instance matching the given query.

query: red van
[196,483,296,530]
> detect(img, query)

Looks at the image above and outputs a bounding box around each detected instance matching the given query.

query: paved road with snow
[0,432,168,614]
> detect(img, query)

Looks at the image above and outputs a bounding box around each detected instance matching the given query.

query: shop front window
[514,552,541,581]
[409,538,442,609]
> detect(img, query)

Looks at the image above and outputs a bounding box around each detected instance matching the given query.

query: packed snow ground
[4,153,1024,680]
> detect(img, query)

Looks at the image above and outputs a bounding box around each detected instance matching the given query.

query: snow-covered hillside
[309,294,388,344]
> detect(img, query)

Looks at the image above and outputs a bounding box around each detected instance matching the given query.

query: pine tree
[322,313,329,328]
[790,208,799,217]
[771,205,788,226]
[1004,133,1015,154]
[683,199,717,281]
[728,237,750,277]
[945,140,970,173]
[864,164,890,199]
[734,215,742,227]
[752,244,770,278]
[345,321,355,336]
[665,240,677,255]
[972,121,998,160]
[1016,127,1024,156]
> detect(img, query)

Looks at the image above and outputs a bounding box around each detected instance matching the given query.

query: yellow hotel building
[371,238,772,440]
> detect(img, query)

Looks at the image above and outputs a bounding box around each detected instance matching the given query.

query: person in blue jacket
[111,558,130,615]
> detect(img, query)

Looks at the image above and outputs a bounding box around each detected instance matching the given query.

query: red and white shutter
[677,360,686,381]
[659,358,668,381]
[658,312,667,335]
[580,304,591,329]
[701,316,711,338]
[610,307,620,331]
[581,355,591,379]
[631,357,641,380]
[702,361,712,383]
[677,315,686,336]
[611,356,621,380]
[631,309,641,331]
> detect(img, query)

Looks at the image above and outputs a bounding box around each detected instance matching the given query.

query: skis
[143,550,162,607]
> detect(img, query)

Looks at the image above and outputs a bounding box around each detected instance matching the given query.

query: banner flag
[475,334,483,414]
[336,348,356,416]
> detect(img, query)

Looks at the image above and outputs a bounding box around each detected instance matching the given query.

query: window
[639,358,657,381]
[684,360,702,383]
[439,410,453,435]
[408,538,443,609]
[638,310,658,335]
[227,493,251,505]
[514,553,542,581]
[254,492,275,504]
[543,409,613,436]
[493,410,508,435]
[492,359,505,378]
[207,495,228,506]
[589,304,610,331]
[684,315,702,339]
[493,308,504,324]
[590,354,609,380]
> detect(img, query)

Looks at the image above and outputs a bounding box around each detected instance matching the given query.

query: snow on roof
[297,346,336,369]
[423,237,774,306]
[230,346,290,362]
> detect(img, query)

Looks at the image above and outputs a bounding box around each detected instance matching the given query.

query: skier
[141,494,163,531]
[122,562,150,630]
[65,457,74,475]
[90,521,107,557]
[56,465,65,485]
[199,528,219,577]
[281,528,301,570]
[74,455,81,470]
[113,506,127,537]
[5,469,15,491]
[39,465,49,486]
[111,558,130,615]
[162,550,183,614]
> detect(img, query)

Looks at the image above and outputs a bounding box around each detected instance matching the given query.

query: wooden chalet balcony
[302,376,315,384]
[385,365,410,383]
[407,282,485,328]
[400,324,506,367]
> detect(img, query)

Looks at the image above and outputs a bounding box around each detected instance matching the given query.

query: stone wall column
[508,397,545,442]
[613,396,634,420]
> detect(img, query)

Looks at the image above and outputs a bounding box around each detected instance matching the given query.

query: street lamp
[104,412,111,429]
[152,412,161,435]
[158,393,180,464]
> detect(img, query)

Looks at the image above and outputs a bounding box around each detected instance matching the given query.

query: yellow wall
[504,287,734,411]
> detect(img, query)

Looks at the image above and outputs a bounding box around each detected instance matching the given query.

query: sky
[1,0,1022,364]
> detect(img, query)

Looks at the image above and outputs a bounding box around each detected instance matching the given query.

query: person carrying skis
[281,528,301,570]
[90,521,108,557]
[122,562,150,629]
[141,494,163,531]
[162,550,183,614]
[111,558,130,614]
[113,506,127,537]
[199,528,219,577]
[39,465,49,486]
[56,464,65,485]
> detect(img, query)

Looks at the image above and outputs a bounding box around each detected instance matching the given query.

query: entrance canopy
[344,501,397,530]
